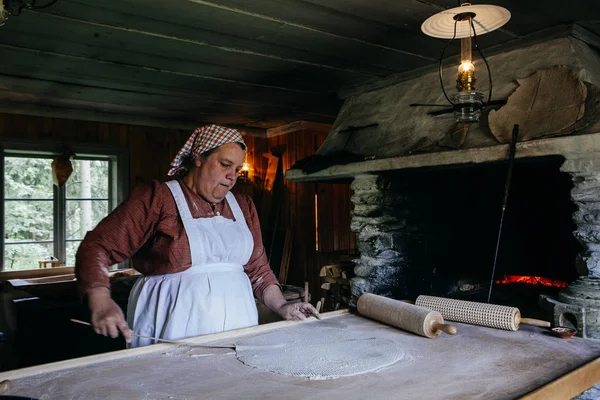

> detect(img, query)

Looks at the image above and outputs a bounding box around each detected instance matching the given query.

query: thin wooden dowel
[304,281,309,303]
[519,318,551,328]
[70,319,234,349]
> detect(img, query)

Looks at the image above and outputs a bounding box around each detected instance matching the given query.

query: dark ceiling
[0,0,598,131]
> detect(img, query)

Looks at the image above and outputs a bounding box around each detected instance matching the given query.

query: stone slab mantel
[285,131,600,183]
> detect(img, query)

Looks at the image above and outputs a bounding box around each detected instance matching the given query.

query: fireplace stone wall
[349,173,427,300]
[561,156,600,278]
[550,155,600,338]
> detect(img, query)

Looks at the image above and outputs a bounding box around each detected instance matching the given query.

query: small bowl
[551,327,577,339]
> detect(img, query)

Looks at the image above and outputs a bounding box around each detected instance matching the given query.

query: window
[1,142,127,272]
[65,158,112,267]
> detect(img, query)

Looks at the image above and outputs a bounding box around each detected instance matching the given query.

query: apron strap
[226,192,254,264]
[166,180,194,222]
[165,180,204,265]
[225,192,245,223]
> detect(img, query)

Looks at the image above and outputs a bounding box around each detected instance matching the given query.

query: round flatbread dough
[235,325,404,379]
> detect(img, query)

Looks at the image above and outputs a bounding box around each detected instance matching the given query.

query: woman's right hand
[87,287,132,343]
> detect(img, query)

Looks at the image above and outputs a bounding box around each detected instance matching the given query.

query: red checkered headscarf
[168,124,245,176]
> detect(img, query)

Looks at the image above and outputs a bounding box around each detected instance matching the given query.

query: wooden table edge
[0,309,349,381]
[518,356,600,400]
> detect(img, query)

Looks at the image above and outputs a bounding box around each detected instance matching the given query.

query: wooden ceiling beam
[187,0,436,61]
[65,0,441,63]
[0,74,328,113]
[31,3,408,76]
[0,100,268,136]
[266,121,332,137]
[25,10,382,77]
[0,90,224,120]
[0,43,322,94]
[0,14,384,92]
[0,85,337,126]
[0,69,341,119]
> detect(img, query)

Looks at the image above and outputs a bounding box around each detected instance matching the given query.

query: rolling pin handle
[519,318,551,328]
[432,321,457,335]
[0,379,11,394]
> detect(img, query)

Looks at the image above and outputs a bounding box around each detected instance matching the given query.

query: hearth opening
[560,312,579,330]
[382,155,580,314]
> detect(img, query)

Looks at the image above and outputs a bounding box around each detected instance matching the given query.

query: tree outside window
[3,154,115,271]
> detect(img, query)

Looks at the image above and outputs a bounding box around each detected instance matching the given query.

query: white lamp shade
[421,4,511,39]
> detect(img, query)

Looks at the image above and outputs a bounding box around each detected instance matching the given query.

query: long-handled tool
[487,124,520,303]
[70,319,235,349]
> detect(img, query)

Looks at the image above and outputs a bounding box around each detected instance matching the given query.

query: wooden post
[304,281,309,303]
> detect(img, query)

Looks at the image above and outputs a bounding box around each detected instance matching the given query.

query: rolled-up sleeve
[239,193,281,303]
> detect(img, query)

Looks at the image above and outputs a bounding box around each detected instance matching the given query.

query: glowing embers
[495,275,568,288]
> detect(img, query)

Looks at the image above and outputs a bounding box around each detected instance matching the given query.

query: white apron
[127,180,258,347]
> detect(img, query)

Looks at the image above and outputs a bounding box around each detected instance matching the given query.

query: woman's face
[192,143,245,203]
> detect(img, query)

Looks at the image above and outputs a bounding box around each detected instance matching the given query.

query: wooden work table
[0,310,599,400]
[1,273,137,369]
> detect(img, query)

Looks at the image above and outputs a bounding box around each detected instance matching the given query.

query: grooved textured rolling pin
[357,293,457,338]
[415,295,551,331]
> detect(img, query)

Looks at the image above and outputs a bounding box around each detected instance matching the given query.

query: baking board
[1,310,599,400]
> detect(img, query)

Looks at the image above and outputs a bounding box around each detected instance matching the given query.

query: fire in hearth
[495,275,568,288]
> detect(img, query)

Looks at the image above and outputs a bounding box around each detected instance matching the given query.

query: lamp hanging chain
[439,18,494,109]
[438,20,458,106]
[470,18,493,106]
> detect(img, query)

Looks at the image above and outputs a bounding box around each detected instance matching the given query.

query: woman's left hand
[262,284,320,321]
[277,302,320,321]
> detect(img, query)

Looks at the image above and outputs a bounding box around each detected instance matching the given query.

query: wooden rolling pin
[357,293,457,339]
[415,295,551,331]
[0,379,11,394]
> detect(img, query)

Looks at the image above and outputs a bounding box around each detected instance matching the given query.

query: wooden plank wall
[0,113,355,301]
[0,113,269,191]
[268,127,356,301]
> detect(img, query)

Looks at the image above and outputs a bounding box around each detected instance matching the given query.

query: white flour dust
[235,325,406,379]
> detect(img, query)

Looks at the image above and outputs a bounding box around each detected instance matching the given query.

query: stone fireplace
[343,138,600,339]
[348,157,580,301]
[347,154,600,338]
[286,27,600,338]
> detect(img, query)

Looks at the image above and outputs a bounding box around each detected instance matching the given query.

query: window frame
[1,138,129,272]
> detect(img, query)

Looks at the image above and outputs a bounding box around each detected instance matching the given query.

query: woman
[75,124,318,347]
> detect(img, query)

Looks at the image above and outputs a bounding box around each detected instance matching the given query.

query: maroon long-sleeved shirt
[75,179,279,302]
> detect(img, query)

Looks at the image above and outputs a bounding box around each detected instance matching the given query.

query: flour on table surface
[235,325,406,379]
